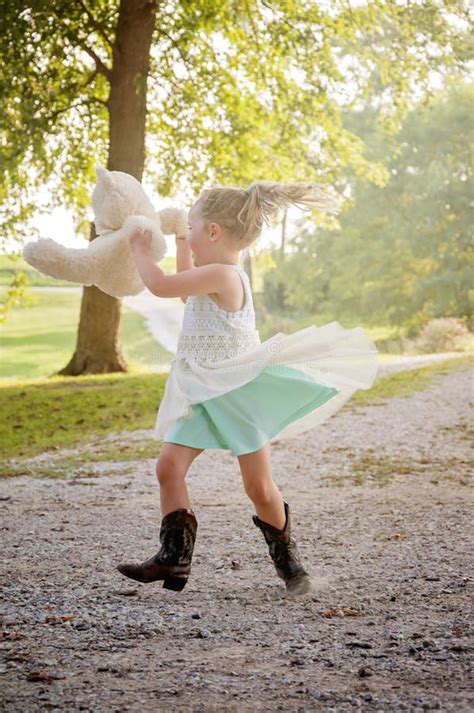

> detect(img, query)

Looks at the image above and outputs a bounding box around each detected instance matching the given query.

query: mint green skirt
[163,364,340,456]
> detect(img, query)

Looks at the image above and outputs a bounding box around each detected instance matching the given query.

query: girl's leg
[237,442,286,530]
[116,442,203,589]
[156,442,204,516]
[239,442,313,595]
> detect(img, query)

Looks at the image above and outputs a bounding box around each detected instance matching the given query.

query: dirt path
[1,360,472,712]
[122,288,184,354]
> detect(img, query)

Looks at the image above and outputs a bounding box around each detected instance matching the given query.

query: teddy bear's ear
[95,165,113,187]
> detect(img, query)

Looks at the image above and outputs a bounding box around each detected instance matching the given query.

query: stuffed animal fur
[23,166,189,297]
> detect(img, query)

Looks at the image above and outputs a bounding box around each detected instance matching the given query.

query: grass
[0,352,471,479]
[1,433,161,479]
[0,251,177,380]
[0,371,167,464]
[322,450,472,489]
[344,352,473,410]
[0,287,174,380]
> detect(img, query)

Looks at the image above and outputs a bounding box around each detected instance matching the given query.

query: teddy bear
[22,165,189,298]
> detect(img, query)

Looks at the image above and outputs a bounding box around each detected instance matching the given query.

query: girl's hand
[129,227,152,250]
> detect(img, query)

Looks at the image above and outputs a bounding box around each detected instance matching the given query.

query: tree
[278,79,473,331]
[1,0,471,372]
[62,0,157,374]
[2,0,156,373]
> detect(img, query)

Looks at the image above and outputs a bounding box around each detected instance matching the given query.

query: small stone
[73,620,90,631]
[191,629,209,638]
[26,671,65,682]
[111,589,138,597]
[450,642,467,652]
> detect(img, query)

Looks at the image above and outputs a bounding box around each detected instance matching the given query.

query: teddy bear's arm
[23,239,98,286]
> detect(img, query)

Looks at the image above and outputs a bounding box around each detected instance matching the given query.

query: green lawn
[0,371,168,463]
[0,287,174,381]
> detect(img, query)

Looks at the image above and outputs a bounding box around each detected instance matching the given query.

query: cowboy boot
[253,500,314,596]
[116,508,197,591]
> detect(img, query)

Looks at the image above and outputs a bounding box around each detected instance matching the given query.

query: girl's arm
[175,236,193,304]
[129,229,235,299]
[176,236,194,273]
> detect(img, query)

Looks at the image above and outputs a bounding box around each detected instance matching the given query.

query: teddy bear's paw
[122,214,158,236]
[23,239,68,277]
[122,215,168,264]
[158,207,189,237]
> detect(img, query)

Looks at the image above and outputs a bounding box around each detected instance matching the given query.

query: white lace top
[175,263,261,365]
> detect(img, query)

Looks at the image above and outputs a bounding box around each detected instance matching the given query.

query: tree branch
[52,11,112,80]
[155,28,194,81]
[75,38,112,80]
[75,0,114,49]
[38,95,107,126]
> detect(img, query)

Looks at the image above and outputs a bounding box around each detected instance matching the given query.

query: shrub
[262,269,287,311]
[414,317,471,353]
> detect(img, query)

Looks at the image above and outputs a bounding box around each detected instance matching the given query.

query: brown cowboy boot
[116,508,197,591]
[253,500,314,596]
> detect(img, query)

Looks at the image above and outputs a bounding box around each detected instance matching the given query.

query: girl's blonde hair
[196,180,341,249]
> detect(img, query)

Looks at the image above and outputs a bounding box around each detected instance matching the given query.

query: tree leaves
[276,80,473,332]
[1,0,471,323]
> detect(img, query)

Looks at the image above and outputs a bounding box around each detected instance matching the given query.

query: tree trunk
[58,0,156,376]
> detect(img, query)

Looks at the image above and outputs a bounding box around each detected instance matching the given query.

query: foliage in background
[1,0,471,324]
[414,318,471,354]
[262,80,473,336]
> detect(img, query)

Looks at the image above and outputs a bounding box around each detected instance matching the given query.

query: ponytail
[237,180,341,230]
[197,180,341,249]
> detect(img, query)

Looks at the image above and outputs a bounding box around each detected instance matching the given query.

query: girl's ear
[208,221,222,240]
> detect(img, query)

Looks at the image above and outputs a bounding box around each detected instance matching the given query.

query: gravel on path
[0,359,472,712]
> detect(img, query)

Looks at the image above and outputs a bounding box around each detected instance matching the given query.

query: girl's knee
[155,454,186,486]
[243,479,276,505]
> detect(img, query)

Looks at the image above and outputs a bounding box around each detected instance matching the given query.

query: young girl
[117,181,379,596]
